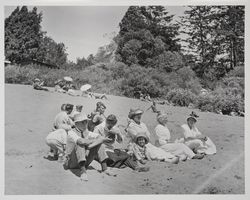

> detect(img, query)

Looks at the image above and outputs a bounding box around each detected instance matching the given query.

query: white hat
[64,76,73,82]
[80,84,92,92]
[74,113,88,123]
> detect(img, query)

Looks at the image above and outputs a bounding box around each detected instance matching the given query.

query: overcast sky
[4,6,186,62]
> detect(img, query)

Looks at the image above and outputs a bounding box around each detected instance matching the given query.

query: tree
[36,36,68,67]
[75,56,90,69]
[181,6,244,83]
[5,6,44,63]
[116,6,181,67]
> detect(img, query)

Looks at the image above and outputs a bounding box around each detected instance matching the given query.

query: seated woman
[126,108,179,164]
[155,113,204,160]
[180,112,216,155]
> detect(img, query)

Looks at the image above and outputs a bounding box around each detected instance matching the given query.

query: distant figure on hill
[32,78,48,91]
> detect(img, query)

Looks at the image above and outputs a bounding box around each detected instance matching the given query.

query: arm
[145,150,152,161]
[57,123,72,131]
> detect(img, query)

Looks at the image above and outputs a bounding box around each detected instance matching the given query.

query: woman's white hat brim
[64,76,73,82]
[80,84,92,91]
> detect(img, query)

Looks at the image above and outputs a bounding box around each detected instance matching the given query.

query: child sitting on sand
[131,133,151,165]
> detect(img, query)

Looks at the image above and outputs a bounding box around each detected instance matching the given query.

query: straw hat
[157,113,168,124]
[135,133,149,144]
[128,108,144,119]
[74,113,88,123]
[34,78,40,82]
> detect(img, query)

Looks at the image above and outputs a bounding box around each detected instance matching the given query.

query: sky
[4,6,186,62]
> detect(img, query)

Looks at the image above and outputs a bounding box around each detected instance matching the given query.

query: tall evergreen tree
[5,6,44,63]
[181,6,244,82]
[116,6,181,68]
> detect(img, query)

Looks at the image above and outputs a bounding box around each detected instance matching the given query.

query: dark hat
[76,105,83,112]
[128,108,144,119]
[187,111,199,122]
[96,101,106,109]
[135,133,149,144]
[106,114,118,124]
[65,104,74,112]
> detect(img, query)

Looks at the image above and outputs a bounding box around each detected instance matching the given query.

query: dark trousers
[106,149,138,170]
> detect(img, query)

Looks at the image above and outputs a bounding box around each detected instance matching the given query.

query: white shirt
[67,129,99,143]
[46,129,67,145]
[127,120,151,142]
[155,124,171,146]
[54,111,74,131]
[181,124,202,139]
[94,122,121,150]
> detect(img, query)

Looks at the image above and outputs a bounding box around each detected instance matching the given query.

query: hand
[139,159,147,165]
[102,136,113,142]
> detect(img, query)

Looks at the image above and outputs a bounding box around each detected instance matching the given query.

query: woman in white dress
[180,112,216,155]
[126,108,179,164]
[155,113,204,160]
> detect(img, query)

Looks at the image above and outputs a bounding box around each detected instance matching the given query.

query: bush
[196,94,216,112]
[166,88,197,107]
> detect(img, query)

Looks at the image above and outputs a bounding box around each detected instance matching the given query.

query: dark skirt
[106,149,138,170]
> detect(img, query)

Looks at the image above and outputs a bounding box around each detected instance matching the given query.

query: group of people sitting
[32,77,108,100]
[45,101,216,181]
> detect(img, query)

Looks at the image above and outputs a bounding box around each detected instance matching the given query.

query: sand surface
[5,84,244,194]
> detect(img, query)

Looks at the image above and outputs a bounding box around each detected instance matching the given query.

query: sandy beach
[5,84,244,194]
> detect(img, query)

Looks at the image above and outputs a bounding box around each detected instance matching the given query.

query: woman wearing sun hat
[181,112,216,155]
[126,108,179,163]
[155,113,204,160]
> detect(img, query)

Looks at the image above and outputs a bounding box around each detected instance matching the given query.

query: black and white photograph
[2,0,247,196]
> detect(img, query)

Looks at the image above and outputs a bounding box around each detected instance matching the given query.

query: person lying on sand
[63,113,116,181]
[155,113,204,161]
[32,78,48,91]
[126,108,179,164]
[88,102,106,131]
[45,129,67,162]
[54,79,66,93]
[94,115,149,172]
[88,92,108,100]
[177,112,216,155]
[53,104,75,131]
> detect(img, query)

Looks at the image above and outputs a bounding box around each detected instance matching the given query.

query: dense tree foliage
[5,6,68,67]
[5,6,43,63]
[115,6,181,68]
[181,6,244,85]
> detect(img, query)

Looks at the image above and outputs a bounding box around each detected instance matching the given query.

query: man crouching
[63,113,115,181]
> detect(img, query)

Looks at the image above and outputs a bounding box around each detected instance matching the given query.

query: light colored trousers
[46,139,65,156]
[64,137,108,169]
[160,143,195,159]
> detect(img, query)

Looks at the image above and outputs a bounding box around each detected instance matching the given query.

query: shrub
[196,94,216,112]
[166,88,197,107]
